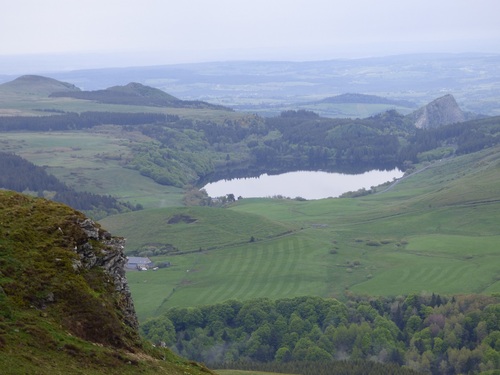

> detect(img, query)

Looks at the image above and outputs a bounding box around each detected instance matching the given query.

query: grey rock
[74,219,139,331]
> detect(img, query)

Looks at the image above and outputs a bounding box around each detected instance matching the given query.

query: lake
[202,169,403,200]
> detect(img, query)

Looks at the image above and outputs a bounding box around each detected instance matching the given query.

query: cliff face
[408,94,466,129]
[76,218,139,332]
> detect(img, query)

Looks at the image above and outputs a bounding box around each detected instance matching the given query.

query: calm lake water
[203,169,403,200]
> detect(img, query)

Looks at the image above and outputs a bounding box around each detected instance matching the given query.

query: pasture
[0,130,184,208]
[116,147,500,321]
[101,205,296,252]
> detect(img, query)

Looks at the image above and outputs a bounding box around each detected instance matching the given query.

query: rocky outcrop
[408,94,466,129]
[75,218,139,331]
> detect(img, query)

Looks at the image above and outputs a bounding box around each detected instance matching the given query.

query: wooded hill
[142,294,500,374]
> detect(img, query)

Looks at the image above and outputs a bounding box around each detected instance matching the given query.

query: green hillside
[102,145,500,321]
[0,191,214,374]
[0,75,80,96]
[101,206,295,253]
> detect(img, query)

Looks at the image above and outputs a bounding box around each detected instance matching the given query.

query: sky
[1,0,499,73]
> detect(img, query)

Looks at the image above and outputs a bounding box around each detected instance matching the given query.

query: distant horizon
[1,50,500,77]
[2,0,498,76]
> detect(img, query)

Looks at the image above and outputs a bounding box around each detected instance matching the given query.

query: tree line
[0,111,167,131]
[141,293,500,374]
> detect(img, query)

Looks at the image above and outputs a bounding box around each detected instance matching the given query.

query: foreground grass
[0,308,215,375]
[102,146,500,321]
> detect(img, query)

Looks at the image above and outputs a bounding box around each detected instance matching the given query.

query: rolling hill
[0,75,80,96]
[50,81,229,110]
[0,75,231,114]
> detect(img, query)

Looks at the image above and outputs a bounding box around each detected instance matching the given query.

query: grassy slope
[0,191,215,374]
[101,206,295,252]
[103,145,500,321]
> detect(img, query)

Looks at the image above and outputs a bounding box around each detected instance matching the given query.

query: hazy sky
[1,0,499,71]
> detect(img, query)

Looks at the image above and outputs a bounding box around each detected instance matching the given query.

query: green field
[98,146,500,321]
[0,130,184,208]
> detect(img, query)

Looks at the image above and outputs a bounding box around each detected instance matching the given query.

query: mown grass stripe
[205,248,250,303]
[273,237,297,298]
[435,263,475,289]
[257,243,281,297]
[264,240,287,297]
[232,244,267,300]
[422,265,444,284]
[225,248,257,301]
[187,251,233,305]
[209,246,255,303]
[281,237,303,297]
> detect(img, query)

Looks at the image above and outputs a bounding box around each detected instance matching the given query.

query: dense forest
[142,294,500,374]
[0,151,137,218]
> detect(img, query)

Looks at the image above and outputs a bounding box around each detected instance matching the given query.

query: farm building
[126,256,153,271]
